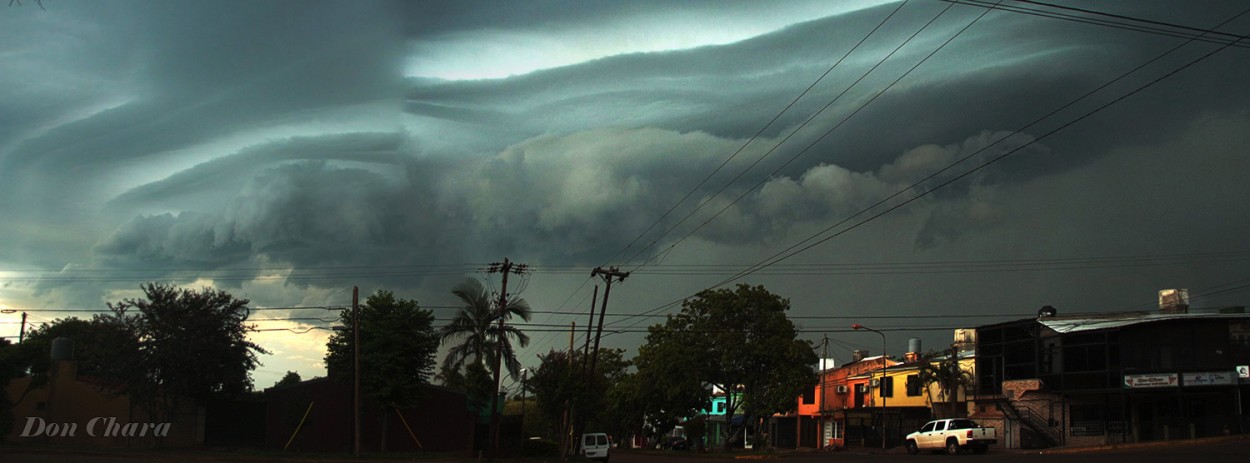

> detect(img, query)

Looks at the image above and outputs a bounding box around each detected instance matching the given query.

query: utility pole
[488,258,527,457]
[18,312,26,343]
[581,286,598,379]
[560,322,574,459]
[587,267,628,380]
[570,267,628,455]
[352,287,360,457]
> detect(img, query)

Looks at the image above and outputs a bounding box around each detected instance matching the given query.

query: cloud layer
[4,0,1250,385]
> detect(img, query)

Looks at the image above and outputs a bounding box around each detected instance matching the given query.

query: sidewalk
[1028,433,1250,455]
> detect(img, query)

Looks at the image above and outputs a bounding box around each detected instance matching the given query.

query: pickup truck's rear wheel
[945,438,961,455]
[905,440,919,455]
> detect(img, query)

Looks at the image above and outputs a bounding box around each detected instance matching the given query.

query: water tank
[852,350,868,362]
[908,338,922,354]
[51,337,75,361]
[1038,305,1058,318]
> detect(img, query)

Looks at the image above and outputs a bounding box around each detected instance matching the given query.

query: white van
[581,432,610,462]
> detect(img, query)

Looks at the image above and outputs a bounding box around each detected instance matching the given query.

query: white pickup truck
[904,418,996,455]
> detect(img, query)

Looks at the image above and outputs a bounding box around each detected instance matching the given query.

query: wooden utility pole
[352,286,360,457]
[560,322,574,460]
[487,258,527,457]
[570,267,628,454]
[587,267,628,380]
[580,286,598,380]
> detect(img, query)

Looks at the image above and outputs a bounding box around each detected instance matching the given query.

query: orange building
[4,341,203,447]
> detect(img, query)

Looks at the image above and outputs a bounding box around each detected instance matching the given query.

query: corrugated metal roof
[1039,312,1250,333]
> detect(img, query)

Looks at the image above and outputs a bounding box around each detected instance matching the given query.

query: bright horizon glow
[405,1,893,80]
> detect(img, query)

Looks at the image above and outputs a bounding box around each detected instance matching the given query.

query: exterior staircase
[997,400,1062,448]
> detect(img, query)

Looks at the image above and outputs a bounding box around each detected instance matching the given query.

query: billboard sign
[1123,373,1178,388]
[1183,371,1235,386]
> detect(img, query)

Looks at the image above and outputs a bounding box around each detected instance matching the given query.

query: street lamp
[852,324,887,450]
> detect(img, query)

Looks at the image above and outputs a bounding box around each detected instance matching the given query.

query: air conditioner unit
[835,385,849,394]
[855,384,867,393]
[870,378,880,387]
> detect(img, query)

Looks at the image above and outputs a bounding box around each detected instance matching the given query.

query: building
[4,338,203,447]
[971,301,1250,448]
[773,332,979,451]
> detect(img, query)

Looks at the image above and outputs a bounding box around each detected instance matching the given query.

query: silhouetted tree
[102,283,269,421]
[274,370,302,388]
[324,289,438,451]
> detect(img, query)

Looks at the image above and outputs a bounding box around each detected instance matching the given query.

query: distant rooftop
[1039,307,1249,334]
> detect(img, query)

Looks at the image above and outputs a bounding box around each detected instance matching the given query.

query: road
[1,437,1245,463]
[613,437,1248,463]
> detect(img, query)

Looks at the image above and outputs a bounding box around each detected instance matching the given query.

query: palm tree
[916,349,974,418]
[440,278,532,380]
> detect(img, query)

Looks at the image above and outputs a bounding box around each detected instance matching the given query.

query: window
[880,376,894,398]
[715,402,724,414]
[948,420,978,430]
[802,386,816,404]
[920,422,935,433]
[906,374,923,397]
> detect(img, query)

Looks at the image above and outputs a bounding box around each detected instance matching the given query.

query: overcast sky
[3,0,1249,390]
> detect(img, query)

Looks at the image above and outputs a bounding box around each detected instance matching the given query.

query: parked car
[904,418,997,455]
[664,436,689,450]
[581,432,610,462]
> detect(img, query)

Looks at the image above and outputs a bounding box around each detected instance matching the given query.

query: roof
[1039,311,1250,334]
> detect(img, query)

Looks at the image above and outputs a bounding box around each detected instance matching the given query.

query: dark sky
[3,0,1249,388]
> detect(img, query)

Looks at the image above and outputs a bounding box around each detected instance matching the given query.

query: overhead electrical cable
[705,7,1250,293]
[618,0,954,271]
[607,5,1250,332]
[936,0,1250,48]
[596,0,916,270]
[605,0,1001,331]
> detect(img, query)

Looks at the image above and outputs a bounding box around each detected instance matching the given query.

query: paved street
[613,437,1250,463]
[2,437,1247,463]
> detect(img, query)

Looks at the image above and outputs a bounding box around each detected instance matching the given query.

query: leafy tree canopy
[324,289,439,408]
[634,284,817,449]
[527,348,633,442]
[274,370,302,388]
[102,283,270,415]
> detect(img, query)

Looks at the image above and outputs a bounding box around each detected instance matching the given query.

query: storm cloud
[4,0,1250,386]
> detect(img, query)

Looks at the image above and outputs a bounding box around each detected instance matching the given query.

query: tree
[440,278,532,381]
[527,348,635,444]
[102,283,269,421]
[274,370,302,388]
[9,317,136,402]
[916,348,974,418]
[634,284,817,451]
[0,338,19,440]
[324,289,439,451]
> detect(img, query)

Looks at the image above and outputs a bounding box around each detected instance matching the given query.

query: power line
[602,0,1000,331]
[606,5,1250,333]
[708,7,1250,291]
[617,0,950,271]
[939,0,1250,48]
[597,0,917,270]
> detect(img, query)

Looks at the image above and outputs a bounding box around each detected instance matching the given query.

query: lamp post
[852,324,887,450]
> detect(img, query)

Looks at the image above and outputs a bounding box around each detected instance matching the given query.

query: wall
[264,377,473,454]
[5,360,202,447]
